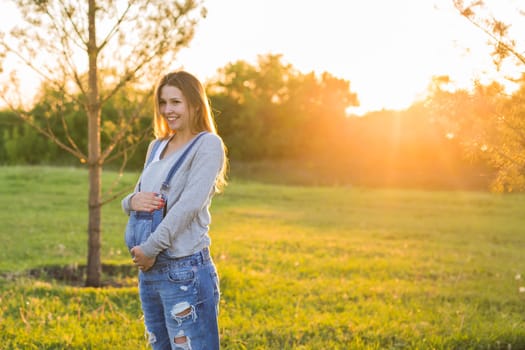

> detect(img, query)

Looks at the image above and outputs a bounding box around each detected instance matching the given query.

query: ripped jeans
[139,247,220,350]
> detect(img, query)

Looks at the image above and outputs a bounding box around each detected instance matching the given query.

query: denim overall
[124,132,207,253]
[125,132,220,350]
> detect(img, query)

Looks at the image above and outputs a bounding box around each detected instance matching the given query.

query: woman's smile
[159,85,191,132]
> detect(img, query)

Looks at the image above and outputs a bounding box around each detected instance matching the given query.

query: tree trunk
[85,0,102,287]
[86,163,102,286]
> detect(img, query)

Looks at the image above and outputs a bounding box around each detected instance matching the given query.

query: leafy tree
[0,0,205,286]
[3,123,53,164]
[445,0,525,191]
[0,110,23,162]
[426,74,525,191]
[208,54,358,160]
[287,71,358,158]
[209,54,296,159]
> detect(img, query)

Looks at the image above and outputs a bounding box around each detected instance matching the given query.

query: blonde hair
[152,71,228,191]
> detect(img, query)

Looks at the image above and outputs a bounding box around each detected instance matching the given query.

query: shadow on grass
[1,264,138,288]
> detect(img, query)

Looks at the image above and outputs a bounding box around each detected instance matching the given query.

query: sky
[172,0,514,115]
[1,0,522,115]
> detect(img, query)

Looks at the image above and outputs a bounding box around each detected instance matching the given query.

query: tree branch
[99,32,186,105]
[97,1,134,52]
[490,143,524,167]
[2,103,87,161]
[57,0,89,47]
[101,147,131,207]
[33,0,87,53]
[29,1,88,102]
[104,126,152,164]
[60,111,85,156]
[0,41,82,106]
[453,1,525,65]
[100,183,135,207]
[100,90,153,162]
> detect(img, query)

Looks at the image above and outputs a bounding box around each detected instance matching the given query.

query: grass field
[0,165,524,349]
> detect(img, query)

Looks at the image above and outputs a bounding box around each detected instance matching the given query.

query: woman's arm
[139,134,225,258]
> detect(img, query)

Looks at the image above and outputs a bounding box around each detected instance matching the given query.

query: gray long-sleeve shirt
[121,132,225,258]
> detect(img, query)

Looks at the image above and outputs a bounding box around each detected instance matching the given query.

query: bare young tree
[0,0,206,286]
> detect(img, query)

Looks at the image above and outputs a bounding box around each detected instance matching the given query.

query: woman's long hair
[152,71,228,191]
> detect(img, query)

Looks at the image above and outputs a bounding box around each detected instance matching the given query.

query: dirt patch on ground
[1,264,138,288]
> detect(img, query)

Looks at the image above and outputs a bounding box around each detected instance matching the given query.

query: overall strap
[160,131,208,195]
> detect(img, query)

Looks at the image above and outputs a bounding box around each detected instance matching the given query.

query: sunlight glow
[1,0,523,113]
[174,0,520,114]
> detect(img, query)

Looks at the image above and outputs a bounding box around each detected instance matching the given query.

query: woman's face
[159,85,192,132]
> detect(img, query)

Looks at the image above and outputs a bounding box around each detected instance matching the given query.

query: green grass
[1,165,524,349]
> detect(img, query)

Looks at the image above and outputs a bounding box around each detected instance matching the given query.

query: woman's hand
[130,192,165,212]
[131,246,156,271]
